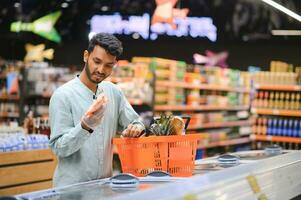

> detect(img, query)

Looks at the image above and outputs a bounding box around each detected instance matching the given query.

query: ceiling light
[272,30,301,36]
[101,6,109,12]
[61,2,69,8]
[14,2,20,8]
[260,0,301,22]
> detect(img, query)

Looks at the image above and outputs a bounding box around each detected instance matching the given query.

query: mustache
[93,72,106,77]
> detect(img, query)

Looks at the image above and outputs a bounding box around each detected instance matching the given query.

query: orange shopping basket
[113,134,202,177]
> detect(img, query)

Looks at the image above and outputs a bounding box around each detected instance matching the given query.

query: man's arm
[117,88,145,137]
[49,91,91,158]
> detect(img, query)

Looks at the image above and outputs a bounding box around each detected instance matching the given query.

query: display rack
[132,57,253,157]
[251,72,301,150]
[155,105,249,111]
[251,134,301,143]
[188,120,252,130]
[255,84,301,92]
[251,108,301,117]
[156,80,250,93]
[0,68,21,124]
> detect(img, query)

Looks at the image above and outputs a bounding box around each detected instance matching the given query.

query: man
[49,33,145,187]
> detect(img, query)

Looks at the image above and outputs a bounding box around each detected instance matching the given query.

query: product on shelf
[253,116,301,138]
[295,66,301,85]
[252,90,301,110]
[270,60,294,72]
[23,111,50,137]
[25,64,73,96]
[253,71,297,86]
[0,126,49,152]
[110,61,154,105]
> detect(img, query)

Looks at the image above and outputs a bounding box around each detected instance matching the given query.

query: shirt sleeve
[117,88,145,132]
[49,90,90,158]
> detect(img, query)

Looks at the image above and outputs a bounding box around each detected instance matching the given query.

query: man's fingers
[121,128,129,137]
[121,124,145,138]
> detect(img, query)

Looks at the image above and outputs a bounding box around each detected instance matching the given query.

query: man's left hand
[121,124,145,138]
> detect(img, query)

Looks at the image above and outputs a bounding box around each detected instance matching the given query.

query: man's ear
[83,50,89,63]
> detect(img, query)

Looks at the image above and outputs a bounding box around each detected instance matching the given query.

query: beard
[85,62,107,84]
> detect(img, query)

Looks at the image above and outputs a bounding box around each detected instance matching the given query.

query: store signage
[152,0,189,29]
[10,11,62,43]
[24,44,54,62]
[90,13,217,42]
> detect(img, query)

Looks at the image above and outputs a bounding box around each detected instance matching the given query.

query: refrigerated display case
[14,149,301,200]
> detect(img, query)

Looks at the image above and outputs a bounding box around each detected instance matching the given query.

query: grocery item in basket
[169,116,185,135]
[149,114,185,136]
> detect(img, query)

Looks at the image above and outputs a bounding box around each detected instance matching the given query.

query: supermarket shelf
[26,94,52,99]
[155,105,249,111]
[255,84,301,92]
[251,108,301,117]
[251,134,301,143]
[156,81,250,93]
[0,95,20,101]
[198,137,251,149]
[0,112,19,118]
[188,120,252,130]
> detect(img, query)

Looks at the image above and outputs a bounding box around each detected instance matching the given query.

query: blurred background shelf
[156,81,250,93]
[251,134,301,143]
[0,112,20,118]
[198,137,251,149]
[0,95,20,101]
[255,84,301,92]
[188,120,252,130]
[155,105,249,111]
[251,108,301,117]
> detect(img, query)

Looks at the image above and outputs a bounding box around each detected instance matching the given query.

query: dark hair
[88,33,123,57]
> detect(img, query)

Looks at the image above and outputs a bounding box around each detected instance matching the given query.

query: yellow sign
[24,44,54,62]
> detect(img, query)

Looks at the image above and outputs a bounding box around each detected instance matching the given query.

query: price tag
[246,175,261,193]
[272,110,280,115]
[267,135,272,141]
[294,85,300,91]
[183,194,197,200]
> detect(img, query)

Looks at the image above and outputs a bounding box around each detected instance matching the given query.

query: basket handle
[180,115,191,131]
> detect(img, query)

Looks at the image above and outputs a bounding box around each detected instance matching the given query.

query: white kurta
[49,76,144,187]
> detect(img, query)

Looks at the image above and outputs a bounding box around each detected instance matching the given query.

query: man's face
[83,45,117,84]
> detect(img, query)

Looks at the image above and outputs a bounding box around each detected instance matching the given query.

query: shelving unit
[188,120,252,130]
[199,137,251,149]
[255,84,301,92]
[155,105,249,111]
[251,78,301,150]
[251,134,301,143]
[156,80,251,93]
[0,112,20,118]
[251,108,301,117]
[0,70,21,124]
[132,58,253,157]
[0,95,20,101]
